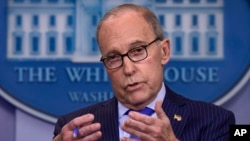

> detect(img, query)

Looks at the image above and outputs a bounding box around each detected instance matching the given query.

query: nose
[122,56,135,76]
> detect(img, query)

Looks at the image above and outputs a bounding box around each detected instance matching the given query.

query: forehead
[98,11,155,54]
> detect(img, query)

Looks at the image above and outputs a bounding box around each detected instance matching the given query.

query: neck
[123,94,157,110]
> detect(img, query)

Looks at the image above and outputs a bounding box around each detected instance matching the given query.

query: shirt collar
[118,82,166,118]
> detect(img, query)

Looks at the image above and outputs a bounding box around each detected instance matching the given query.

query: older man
[53,4,235,141]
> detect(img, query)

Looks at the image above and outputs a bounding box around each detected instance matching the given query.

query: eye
[129,46,145,56]
[106,54,121,62]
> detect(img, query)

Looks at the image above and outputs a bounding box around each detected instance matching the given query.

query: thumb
[155,100,167,119]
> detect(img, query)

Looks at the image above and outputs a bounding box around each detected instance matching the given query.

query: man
[53,4,235,141]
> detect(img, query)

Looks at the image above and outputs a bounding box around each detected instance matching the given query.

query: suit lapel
[162,86,190,138]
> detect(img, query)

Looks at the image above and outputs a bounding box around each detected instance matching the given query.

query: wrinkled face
[98,11,170,109]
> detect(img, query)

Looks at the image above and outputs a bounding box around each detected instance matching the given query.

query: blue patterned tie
[126,107,154,140]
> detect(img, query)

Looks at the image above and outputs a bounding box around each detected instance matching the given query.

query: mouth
[125,82,142,92]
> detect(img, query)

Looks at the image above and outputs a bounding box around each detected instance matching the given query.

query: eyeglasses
[100,37,160,69]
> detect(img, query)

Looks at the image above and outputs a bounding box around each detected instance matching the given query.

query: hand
[53,114,102,141]
[121,100,179,141]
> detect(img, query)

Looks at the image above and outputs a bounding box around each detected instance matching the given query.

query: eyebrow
[129,40,147,47]
[104,39,147,57]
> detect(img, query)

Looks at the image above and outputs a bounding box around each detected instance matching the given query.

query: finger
[155,100,166,119]
[78,122,101,137]
[60,114,95,140]
[122,118,142,134]
[122,118,153,138]
[121,124,154,141]
[78,131,102,141]
[128,111,155,125]
[68,114,94,130]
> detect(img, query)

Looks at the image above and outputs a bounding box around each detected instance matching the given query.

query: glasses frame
[100,37,160,69]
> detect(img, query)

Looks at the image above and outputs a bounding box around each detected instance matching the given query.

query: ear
[160,38,171,65]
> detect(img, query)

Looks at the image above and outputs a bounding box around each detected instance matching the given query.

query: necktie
[126,107,154,140]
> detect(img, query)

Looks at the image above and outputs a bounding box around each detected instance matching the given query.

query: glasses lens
[128,47,147,61]
[104,54,122,69]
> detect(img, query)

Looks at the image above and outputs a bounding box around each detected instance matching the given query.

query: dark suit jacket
[53,85,235,141]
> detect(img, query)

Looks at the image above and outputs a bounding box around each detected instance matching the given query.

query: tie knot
[125,107,154,116]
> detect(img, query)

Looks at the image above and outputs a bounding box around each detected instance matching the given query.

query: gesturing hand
[121,100,179,141]
[53,114,102,141]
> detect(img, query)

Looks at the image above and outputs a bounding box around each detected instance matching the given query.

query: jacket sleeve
[53,116,67,139]
[201,110,235,141]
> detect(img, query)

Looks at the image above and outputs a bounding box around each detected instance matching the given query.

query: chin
[131,96,148,104]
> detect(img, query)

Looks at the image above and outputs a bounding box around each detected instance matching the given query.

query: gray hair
[96,4,164,45]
